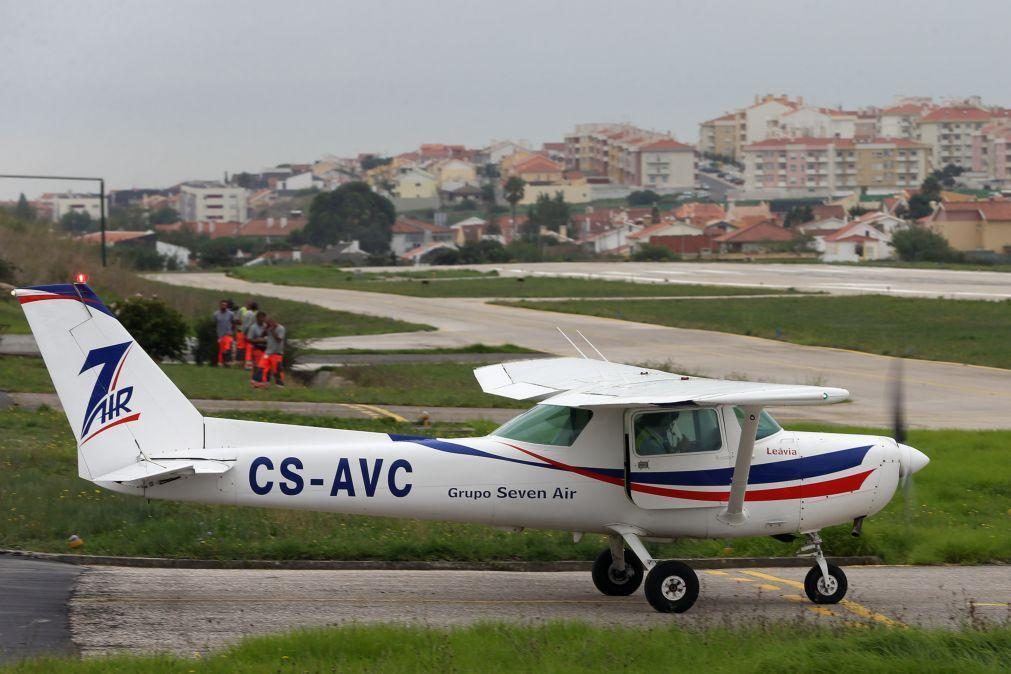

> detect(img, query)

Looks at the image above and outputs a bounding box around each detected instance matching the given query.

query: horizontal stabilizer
[94,458,235,486]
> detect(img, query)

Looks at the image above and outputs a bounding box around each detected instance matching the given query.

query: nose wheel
[801,531,848,604]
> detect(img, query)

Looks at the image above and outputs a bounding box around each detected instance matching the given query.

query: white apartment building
[48,193,109,222]
[179,183,248,222]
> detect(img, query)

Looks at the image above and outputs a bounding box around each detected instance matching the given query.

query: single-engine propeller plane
[14,281,929,613]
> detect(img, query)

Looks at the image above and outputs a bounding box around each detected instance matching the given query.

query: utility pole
[0,174,108,266]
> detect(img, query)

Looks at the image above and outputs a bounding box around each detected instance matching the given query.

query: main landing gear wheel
[644,560,699,613]
[804,563,848,604]
[591,548,644,596]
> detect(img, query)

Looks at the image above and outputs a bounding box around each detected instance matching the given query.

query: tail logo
[80,342,140,443]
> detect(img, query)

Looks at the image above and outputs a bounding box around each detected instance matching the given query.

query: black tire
[644,560,699,613]
[591,548,644,596]
[804,563,848,604]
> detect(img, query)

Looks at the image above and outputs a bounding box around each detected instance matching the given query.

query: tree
[149,205,180,224]
[528,192,571,234]
[360,155,392,172]
[503,177,525,226]
[848,205,870,218]
[783,205,815,229]
[109,205,147,230]
[234,172,256,189]
[631,244,678,262]
[60,210,93,234]
[907,175,943,220]
[115,296,188,362]
[14,193,34,221]
[891,226,960,262]
[302,181,395,252]
[627,190,661,206]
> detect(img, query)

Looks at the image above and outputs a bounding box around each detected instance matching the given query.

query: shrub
[891,226,961,263]
[191,316,219,365]
[631,244,680,262]
[115,296,189,362]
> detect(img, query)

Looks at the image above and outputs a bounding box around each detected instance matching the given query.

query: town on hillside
[6,94,1011,269]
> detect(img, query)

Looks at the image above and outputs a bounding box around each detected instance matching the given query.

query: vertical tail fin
[14,283,204,480]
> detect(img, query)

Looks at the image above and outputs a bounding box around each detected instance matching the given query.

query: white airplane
[14,281,929,613]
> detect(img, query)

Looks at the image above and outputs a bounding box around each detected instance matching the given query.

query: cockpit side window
[732,407,783,440]
[493,405,593,447]
[633,409,722,455]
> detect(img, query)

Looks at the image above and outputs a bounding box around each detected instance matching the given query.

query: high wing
[474,357,848,407]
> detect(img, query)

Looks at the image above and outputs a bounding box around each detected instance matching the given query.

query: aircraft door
[625,407,731,510]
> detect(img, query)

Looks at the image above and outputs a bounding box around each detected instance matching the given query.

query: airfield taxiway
[150,271,1011,430]
[63,563,1010,656]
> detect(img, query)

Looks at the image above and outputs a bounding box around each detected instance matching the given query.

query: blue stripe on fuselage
[389,435,871,487]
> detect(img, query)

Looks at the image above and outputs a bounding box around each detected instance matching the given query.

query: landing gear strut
[591,536,644,596]
[801,531,848,604]
[603,528,701,613]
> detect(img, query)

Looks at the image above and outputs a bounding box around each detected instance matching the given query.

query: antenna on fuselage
[576,330,610,362]
[556,327,588,358]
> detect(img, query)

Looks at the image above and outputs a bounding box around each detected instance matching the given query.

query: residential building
[432,158,478,187]
[917,105,992,168]
[742,137,930,197]
[563,123,694,188]
[627,221,704,251]
[451,216,488,245]
[674,202,727,226]
[714,221,795,254]
[47,193,109,223]
[390,216,454,257]
[638,139,695,189]
[698,112,744,159]
[821,220,894,262]
[777,107,858,139]
[179,183,248,222]
[744,94,804,144]
[879,100,933,139]
[927,200,1011,253]
[854,111,880,140]
[480,140,530,165]
[279,171,325,192]
[971,122,1011,188]
[508,154,565,184]
[418,144,469,161]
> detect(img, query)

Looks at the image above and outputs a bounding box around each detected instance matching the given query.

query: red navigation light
[74,273,89,284]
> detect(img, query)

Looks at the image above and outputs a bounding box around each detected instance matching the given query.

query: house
[481,140,530,165]
[927,199,1011,253]
[279,172,325,192]
[821,220,896,263]
[797,217,848,253]
[439,182,482,204]
[394,166,438,199]
[714,221,795,254]
[674,202,727,226]
[627,221,704,250]
[236,216,307,241]
[400,241,458,265]
[77,230,191,268]
[508,154,565,184]
[580,226,632,255]
[451,217,489,244]
[433,158,478,187]
[390,216,455,257]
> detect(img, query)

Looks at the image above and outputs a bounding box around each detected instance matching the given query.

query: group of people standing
[213,299,286,387]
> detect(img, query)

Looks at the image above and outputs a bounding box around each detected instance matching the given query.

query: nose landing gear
[801,531,848,604]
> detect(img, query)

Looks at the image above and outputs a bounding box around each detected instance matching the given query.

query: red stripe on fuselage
[80,412,141,445]
[501,442,874,502]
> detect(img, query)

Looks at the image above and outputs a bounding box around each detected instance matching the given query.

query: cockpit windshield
[492,404,593,447]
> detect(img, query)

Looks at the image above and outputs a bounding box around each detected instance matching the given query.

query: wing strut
[718,406,761,525]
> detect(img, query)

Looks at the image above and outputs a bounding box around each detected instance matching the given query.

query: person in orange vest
[236,301,258,368]
[248,311,268,386]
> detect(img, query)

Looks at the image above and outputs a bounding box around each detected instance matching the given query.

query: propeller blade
[891,358,907,445]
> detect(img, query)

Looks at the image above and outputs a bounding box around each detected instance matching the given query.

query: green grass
[1,408,1008,564]
[501,295,1011,369]
[0,280,431,340]
[231,265,792,298]
[9,623,1011,673]
[303,343,539,355]
[0,356,530,408]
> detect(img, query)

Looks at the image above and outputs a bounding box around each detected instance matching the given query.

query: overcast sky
[2,0,1008,199]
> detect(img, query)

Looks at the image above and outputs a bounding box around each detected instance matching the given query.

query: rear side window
[493,405,593,446]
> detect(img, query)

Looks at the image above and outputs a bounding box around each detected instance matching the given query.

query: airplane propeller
[891,358,915,520]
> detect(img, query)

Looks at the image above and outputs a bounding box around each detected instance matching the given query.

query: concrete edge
[0,549,881,571]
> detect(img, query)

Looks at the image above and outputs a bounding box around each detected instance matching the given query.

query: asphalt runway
[150,272,1011,430]
[70,565,1010,656]
[0,557,81,664]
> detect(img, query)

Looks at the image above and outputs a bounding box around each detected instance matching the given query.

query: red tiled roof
[880,103,931,116]
[811,204,846,220]
[238,216,307,237]
[920,106,990,122]
[715,221,793,243]
[639,138,693,151]
[937,200,1011,221]
[391,217,453,234]
[512,154,564,174]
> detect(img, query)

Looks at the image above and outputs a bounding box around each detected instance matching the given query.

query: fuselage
[114,405,907,540]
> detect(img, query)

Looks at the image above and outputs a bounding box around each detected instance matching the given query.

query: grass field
[0,356,528,408]
[230,265,792,298]
[1,408,1007,564]
[502,295,1011,369]
[10,623,1011,673]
